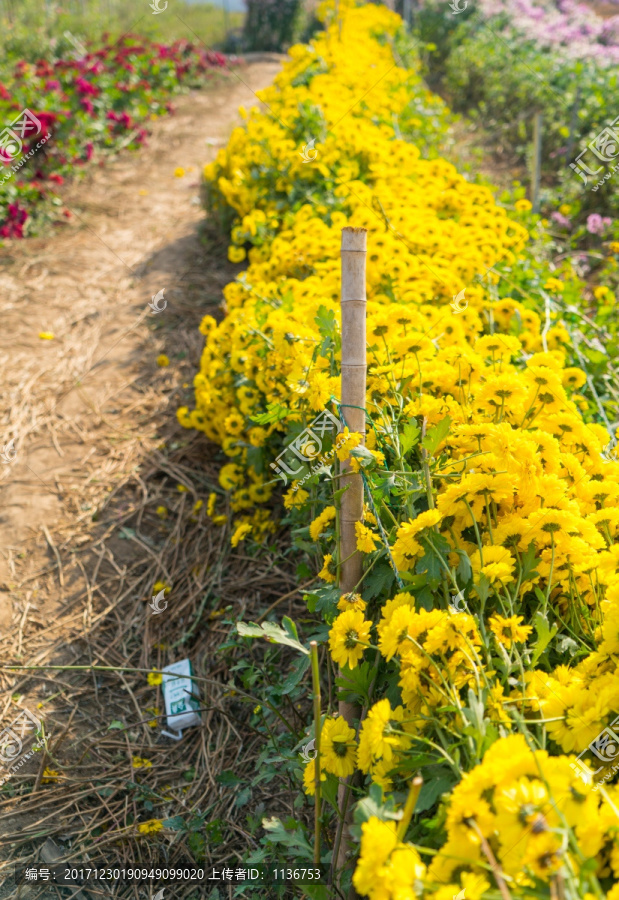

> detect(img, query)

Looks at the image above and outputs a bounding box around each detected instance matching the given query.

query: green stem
[310,641,322,868]
[544,535,556,616]
[420,420,435,510]
[334,458,341,590]
[351,549,382,593]
[463,498,484,566]
[420,535,459,592]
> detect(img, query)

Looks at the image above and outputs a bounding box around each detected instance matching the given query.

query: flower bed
[415,0,619,219]
[0,36,227,238]
[184,2,619,897]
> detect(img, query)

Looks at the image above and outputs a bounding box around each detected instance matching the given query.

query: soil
[0,58,278,603]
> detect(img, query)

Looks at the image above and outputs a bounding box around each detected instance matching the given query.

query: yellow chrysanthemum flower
[329,609,372,669]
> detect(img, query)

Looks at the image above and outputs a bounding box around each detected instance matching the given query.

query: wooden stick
[336,226,367,891]
[468,818,513,900]
[396,775,423,841]
[532,112,542,214]
[339,226,367,600]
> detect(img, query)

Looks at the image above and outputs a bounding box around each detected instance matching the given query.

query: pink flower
[586,213,612,235]
[551,211,571,229]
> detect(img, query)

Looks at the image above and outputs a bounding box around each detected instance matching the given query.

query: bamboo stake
[396,775,423,841]
[532,112,542,214]
[336,226,367,892]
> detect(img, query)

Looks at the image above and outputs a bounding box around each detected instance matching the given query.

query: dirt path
[0,59,280,623]
[0,59,313,895]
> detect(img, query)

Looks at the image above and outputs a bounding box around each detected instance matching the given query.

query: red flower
[32,111,59,142]
[75,76,98,96]
[106,110,132,130]
[0,202,28,239]
[48,173,64,184]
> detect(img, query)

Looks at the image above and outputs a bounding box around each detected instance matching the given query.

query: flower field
[181,1,619,897]
[0,35,226,238]
[416,0,619,219]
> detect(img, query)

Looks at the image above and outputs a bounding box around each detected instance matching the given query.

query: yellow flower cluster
[353,817,427,900]
[355,736,619,898]
[181,0,536,546]
[522,575,619,755]
[394,735,619,899]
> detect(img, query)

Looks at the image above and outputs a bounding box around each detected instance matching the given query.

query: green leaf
[261,816,314,858]
[235,786,252,807]
[245,445,263,474]
[304,585,340,617]
[162,815,185,831]
[237,619,310,655]
[531,612,558,666]
[415,769,458,813]
[281,655,311,695]
[353,782,400,826]
[556,635,579,657]
[398,571,427,588]
[333,484,350,504]
[415,549,443,586]
[520,542,539,582]
[415,584,434,610]
[362,562,395,600]
[303,885,330,900]
[217,770,242,787]
[315,305,337,338]
[335,661,374,705]
[421,415,451,458]
[456,550,472,584]
[400,421,421,455]
[96,786,114,797]
[107,720,124,731]
[319,773,340,811]
[187,832,205,858]
[462,688,486,737]
[250,401,289,425]
[475,573,490,604]
[350,444,376,467]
